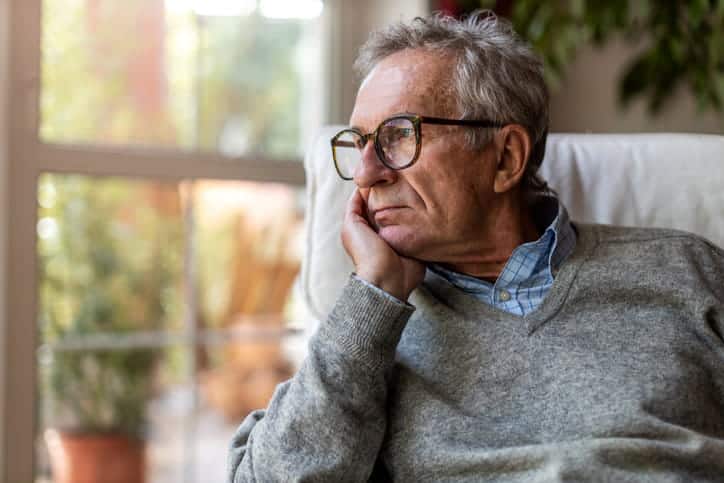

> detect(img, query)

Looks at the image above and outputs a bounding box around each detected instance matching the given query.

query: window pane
[35,174,193,483]
[40,0,325,158]
[35,175,309,482]
[37,174,186,338]
[194,180,304,331]
[193,181,305,478]
[36,345,194,483]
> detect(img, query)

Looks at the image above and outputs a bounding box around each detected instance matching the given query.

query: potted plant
[41,349,155,483]
[37,175,184,483]
[441,0,724,114]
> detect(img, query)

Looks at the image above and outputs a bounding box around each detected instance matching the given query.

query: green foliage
[38,175,184,436]
[196,15,304,157]
[41,0,180,146]
[36,0,312,438]
[475,0,724,114]
[41,0,309,156]
[41,349,157,437]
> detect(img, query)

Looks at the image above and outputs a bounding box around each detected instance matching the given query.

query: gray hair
[354,10,551,197]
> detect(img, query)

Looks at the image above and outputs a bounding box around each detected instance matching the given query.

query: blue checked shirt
[428,196,577,316]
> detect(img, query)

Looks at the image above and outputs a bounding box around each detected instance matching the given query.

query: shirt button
[499,289,511,302]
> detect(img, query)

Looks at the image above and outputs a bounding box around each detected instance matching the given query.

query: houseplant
[442,0,724,114]
[38,175,184,483]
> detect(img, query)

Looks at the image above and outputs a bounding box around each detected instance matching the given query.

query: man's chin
[378,225,422,258]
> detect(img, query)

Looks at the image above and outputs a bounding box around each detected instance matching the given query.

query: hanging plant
[444,0,724,115]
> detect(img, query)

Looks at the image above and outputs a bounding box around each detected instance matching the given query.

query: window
[36,175,305,483]
[5,1,326,482]
[41,0,324,158]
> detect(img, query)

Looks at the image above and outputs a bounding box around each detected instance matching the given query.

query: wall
[550,37,723,134]
[326,0,429,124]
[0,0,9,475]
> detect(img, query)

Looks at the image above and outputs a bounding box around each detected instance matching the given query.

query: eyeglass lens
[333,117,417,179]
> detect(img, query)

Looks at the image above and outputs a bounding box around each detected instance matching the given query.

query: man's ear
[493,124,531,194]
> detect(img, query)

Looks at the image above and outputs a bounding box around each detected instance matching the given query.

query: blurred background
[0,1,722,482]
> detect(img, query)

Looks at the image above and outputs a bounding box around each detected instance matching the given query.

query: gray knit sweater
[228,224,724,482]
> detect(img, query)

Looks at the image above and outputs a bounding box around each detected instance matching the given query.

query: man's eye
[385,128,412,143]
[391,128,412,140]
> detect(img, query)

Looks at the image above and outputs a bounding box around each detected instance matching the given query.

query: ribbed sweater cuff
[319,274,415,371]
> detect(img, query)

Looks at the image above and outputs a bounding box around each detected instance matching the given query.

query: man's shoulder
[579,223,722,254]
[577,223,724,280]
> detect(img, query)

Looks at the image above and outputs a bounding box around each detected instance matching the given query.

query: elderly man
[229,12,724,482]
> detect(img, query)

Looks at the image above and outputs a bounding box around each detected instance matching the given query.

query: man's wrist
[355,270,409,301]
[352,274,410,305]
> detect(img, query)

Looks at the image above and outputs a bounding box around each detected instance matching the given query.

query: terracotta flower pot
[45,429,146,483]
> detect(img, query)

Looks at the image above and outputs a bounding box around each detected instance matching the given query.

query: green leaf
[490,0,724,115]
[686,0,709,26]
[708,72,724,111]
[570,0,584,18]
[619,55,652,107]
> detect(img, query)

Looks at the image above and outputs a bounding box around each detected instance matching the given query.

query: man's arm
[227,275,414,482]
[228,189,424,481]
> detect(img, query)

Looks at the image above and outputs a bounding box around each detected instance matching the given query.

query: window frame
[4,1,324,481]
[4,0,431,479]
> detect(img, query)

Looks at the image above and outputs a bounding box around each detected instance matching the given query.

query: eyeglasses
[330,114,504,180]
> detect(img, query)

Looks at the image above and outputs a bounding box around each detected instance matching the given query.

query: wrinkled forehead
[350,49,458,129]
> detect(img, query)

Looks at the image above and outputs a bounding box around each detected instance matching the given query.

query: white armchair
[298,128,724,325]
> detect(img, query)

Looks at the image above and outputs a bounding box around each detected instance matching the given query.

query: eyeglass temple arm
[419,116,504,128]
[332,140,357,147]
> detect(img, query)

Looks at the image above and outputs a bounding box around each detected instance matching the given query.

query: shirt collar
[535,195,576,274]
[428,195,576,291]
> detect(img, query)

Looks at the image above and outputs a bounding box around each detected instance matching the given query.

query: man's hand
[341,189,425,301]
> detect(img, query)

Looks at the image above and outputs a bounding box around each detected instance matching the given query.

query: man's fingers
[346,188,363,215]
[346,189,370,225]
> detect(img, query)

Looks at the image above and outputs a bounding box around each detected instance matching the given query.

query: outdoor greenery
[468,0,724,114]
[37,0,315,438]
[196,16,305,157]
[37,174,185,436]
[42,0,311,156]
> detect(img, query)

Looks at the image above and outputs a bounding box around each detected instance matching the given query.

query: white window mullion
[5,0,42,481]
[180,180,199,483]
[34,144,306,186]
[0,0,9,475]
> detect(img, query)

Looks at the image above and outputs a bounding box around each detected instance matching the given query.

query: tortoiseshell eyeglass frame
[330,114,505,180]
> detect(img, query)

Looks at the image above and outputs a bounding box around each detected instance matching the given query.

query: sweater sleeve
[227,275,415,483]
[701,240,724,347]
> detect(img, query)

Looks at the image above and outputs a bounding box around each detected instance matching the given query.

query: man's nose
[353,141,396,188]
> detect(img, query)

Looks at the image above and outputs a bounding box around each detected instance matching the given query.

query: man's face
[349,49,501,263]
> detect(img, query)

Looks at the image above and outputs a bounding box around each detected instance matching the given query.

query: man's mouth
[372,206,405,216]
[371,206,407,224]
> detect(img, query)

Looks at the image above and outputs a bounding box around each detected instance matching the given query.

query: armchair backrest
[300,127,724,321]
